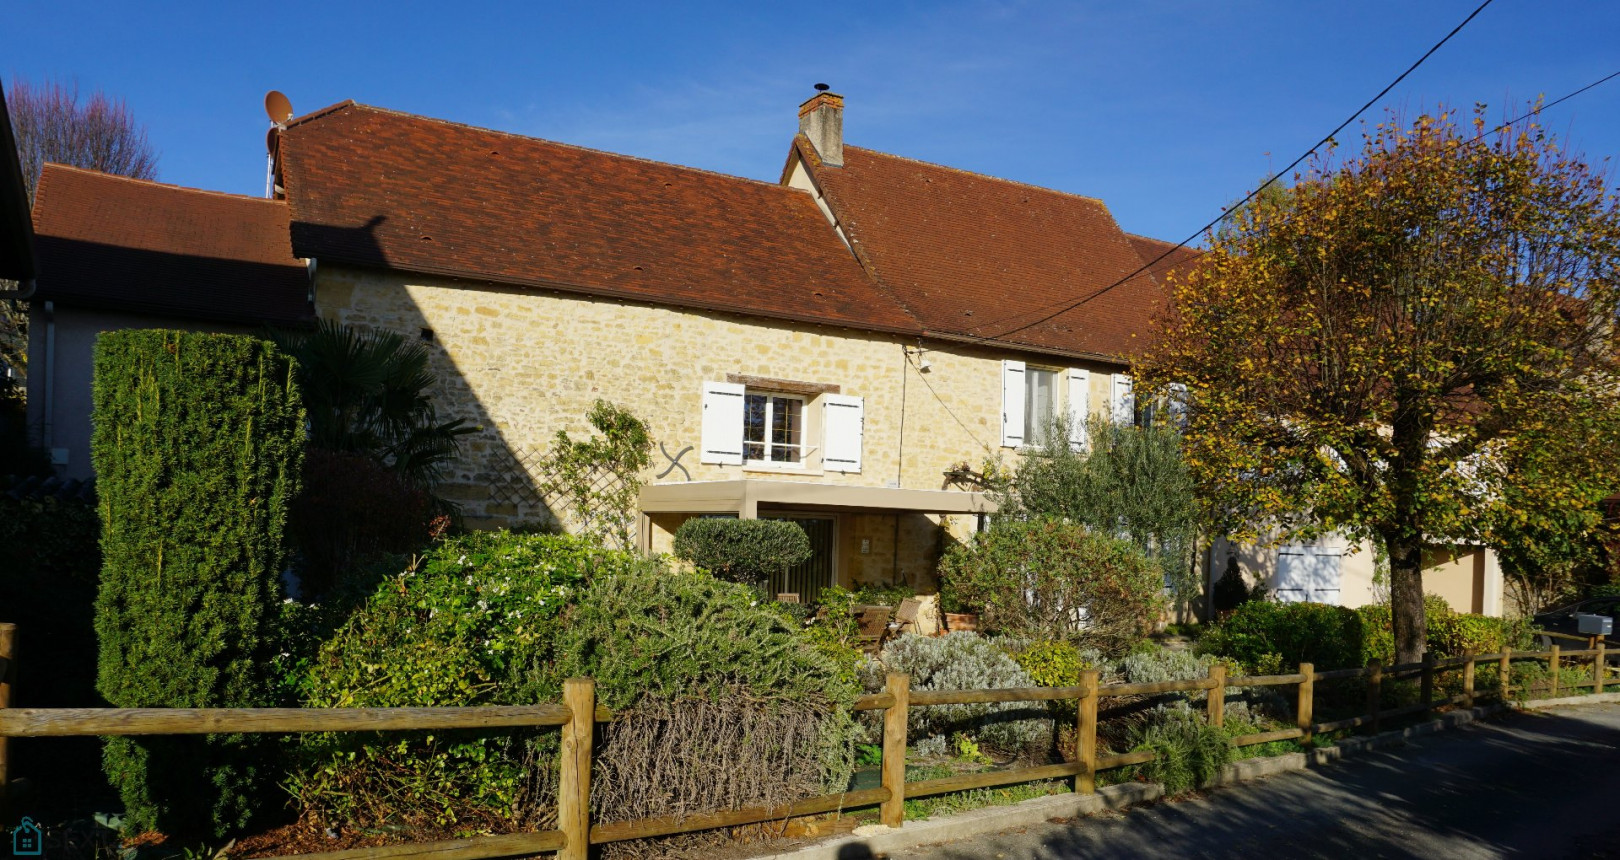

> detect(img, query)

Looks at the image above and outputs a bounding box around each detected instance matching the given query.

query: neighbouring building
[26,165,313,479]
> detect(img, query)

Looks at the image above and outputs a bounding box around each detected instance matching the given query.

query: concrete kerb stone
[755,693,1620,860]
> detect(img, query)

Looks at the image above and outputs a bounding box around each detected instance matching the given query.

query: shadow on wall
[299,216,554,530]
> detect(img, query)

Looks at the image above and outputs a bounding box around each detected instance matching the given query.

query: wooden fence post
[1596,642,1607,693]
[1462,650,1476,709]
[1500,647,1512,701]
[1296,663,1314,745]
[1075,669,1100,795]
[0,622,13,818]
[1550,645,1561,698]
[559,677,595,860]
[1207,663,1225,729]
[1420,652,1434,713]
[1366,660,1382,735]
[881,672,909,828]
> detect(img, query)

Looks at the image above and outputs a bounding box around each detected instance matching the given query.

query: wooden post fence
[559,678,595,860]
[1075,669,1100,795]
[0,622,13,819]
[1462,650,1476,709]
[1420,652,1434,713]
[1500,647,1512,701]
[1597,642,1608,693]
[1366,660,1382,735]
[2,618,1605,857]
[880,672,909,827]
[1296,663,1314,745]
[1550,645,1561,698]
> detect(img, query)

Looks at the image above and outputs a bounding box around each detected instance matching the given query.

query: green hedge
[91,331,304,838]
[1199,595,1533,673]
[290,531,643,831]
[672,516,812,585]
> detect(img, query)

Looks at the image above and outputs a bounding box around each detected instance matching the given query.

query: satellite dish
[264,90,294,125]
[265,126,279,155]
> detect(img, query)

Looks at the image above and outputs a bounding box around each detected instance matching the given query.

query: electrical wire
[970,0,1500,343]
[907,347,996,457]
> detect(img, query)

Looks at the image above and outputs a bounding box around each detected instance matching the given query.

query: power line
[972,0,1498,343]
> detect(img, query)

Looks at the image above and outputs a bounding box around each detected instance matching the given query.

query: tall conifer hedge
[91,331,304,837]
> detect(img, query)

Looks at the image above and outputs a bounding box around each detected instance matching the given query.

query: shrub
[1197,601,1370,673]
[672,517,812,586]
[92,330,304,838]
[0,490,108,813]
[862,632,1051,758]
[1010,641,1095,689]
[555,568,858,857]
[291,531,644,831]
[1122,646,1218,686]
[288,449,442,596]
[1200,595,1536,674]
[939,519,1164,654]
[1212,568,1255,613]
[1131,708,1233,794]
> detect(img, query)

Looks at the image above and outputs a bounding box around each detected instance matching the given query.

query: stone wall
[314,264,1129,534]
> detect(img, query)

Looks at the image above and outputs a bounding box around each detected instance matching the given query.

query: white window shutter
[1168,382,1190,428]
[1112,373,1134,425]
[1066,368,1089,451]
[1001,360,1026,448]
[822,394,864,473]
[699,381,745,465]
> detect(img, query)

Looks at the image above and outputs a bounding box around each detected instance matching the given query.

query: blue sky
[10,1,1620,244]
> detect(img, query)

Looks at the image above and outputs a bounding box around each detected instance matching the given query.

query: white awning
[639,478,996,518]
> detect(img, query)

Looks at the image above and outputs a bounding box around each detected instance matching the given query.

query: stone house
[24,88,1508,613]
[268,91,1180,597]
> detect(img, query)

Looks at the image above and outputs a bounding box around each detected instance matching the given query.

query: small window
[743,392,806,466]
[1024,368,1056,447]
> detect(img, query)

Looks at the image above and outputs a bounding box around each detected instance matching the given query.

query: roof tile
[31,165,312,325]
[278,104,920,335]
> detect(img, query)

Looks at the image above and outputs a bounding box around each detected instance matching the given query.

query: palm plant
[271,321,473,486]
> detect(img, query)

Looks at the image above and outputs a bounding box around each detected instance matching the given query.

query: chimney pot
[798,89,844,167]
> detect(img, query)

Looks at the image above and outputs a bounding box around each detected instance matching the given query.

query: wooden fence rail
[1,622,1614,859]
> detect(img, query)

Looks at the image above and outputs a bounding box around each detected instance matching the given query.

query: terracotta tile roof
[1126,233,1202,288]
[791,136,1168,362]
[31,165,312,324]
[277,103,919,335]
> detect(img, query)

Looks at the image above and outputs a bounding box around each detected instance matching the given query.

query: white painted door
[1275,545,1344,605]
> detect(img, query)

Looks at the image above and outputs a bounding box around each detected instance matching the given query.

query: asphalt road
[886,703,1620,859]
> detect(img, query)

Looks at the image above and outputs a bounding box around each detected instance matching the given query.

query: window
[1024,367,1056,447]
[743,392,805,465]
[700,381,864,472]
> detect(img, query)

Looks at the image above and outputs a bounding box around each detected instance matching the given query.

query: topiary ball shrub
[862,632,1052,759]
[672,517,812,586]
[555,568,859,857]
[290,531,653,834]
[92,330,305,839]
[938,519,1164,655]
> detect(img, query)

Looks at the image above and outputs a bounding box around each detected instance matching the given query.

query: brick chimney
[798,87,843,167]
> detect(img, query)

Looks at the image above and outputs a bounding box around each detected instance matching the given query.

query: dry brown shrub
[590,692,853,859]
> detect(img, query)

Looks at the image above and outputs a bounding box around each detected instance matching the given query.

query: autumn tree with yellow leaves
[1141,108,1620,663]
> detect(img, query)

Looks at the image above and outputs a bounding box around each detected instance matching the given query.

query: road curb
[756,694,1620,859]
